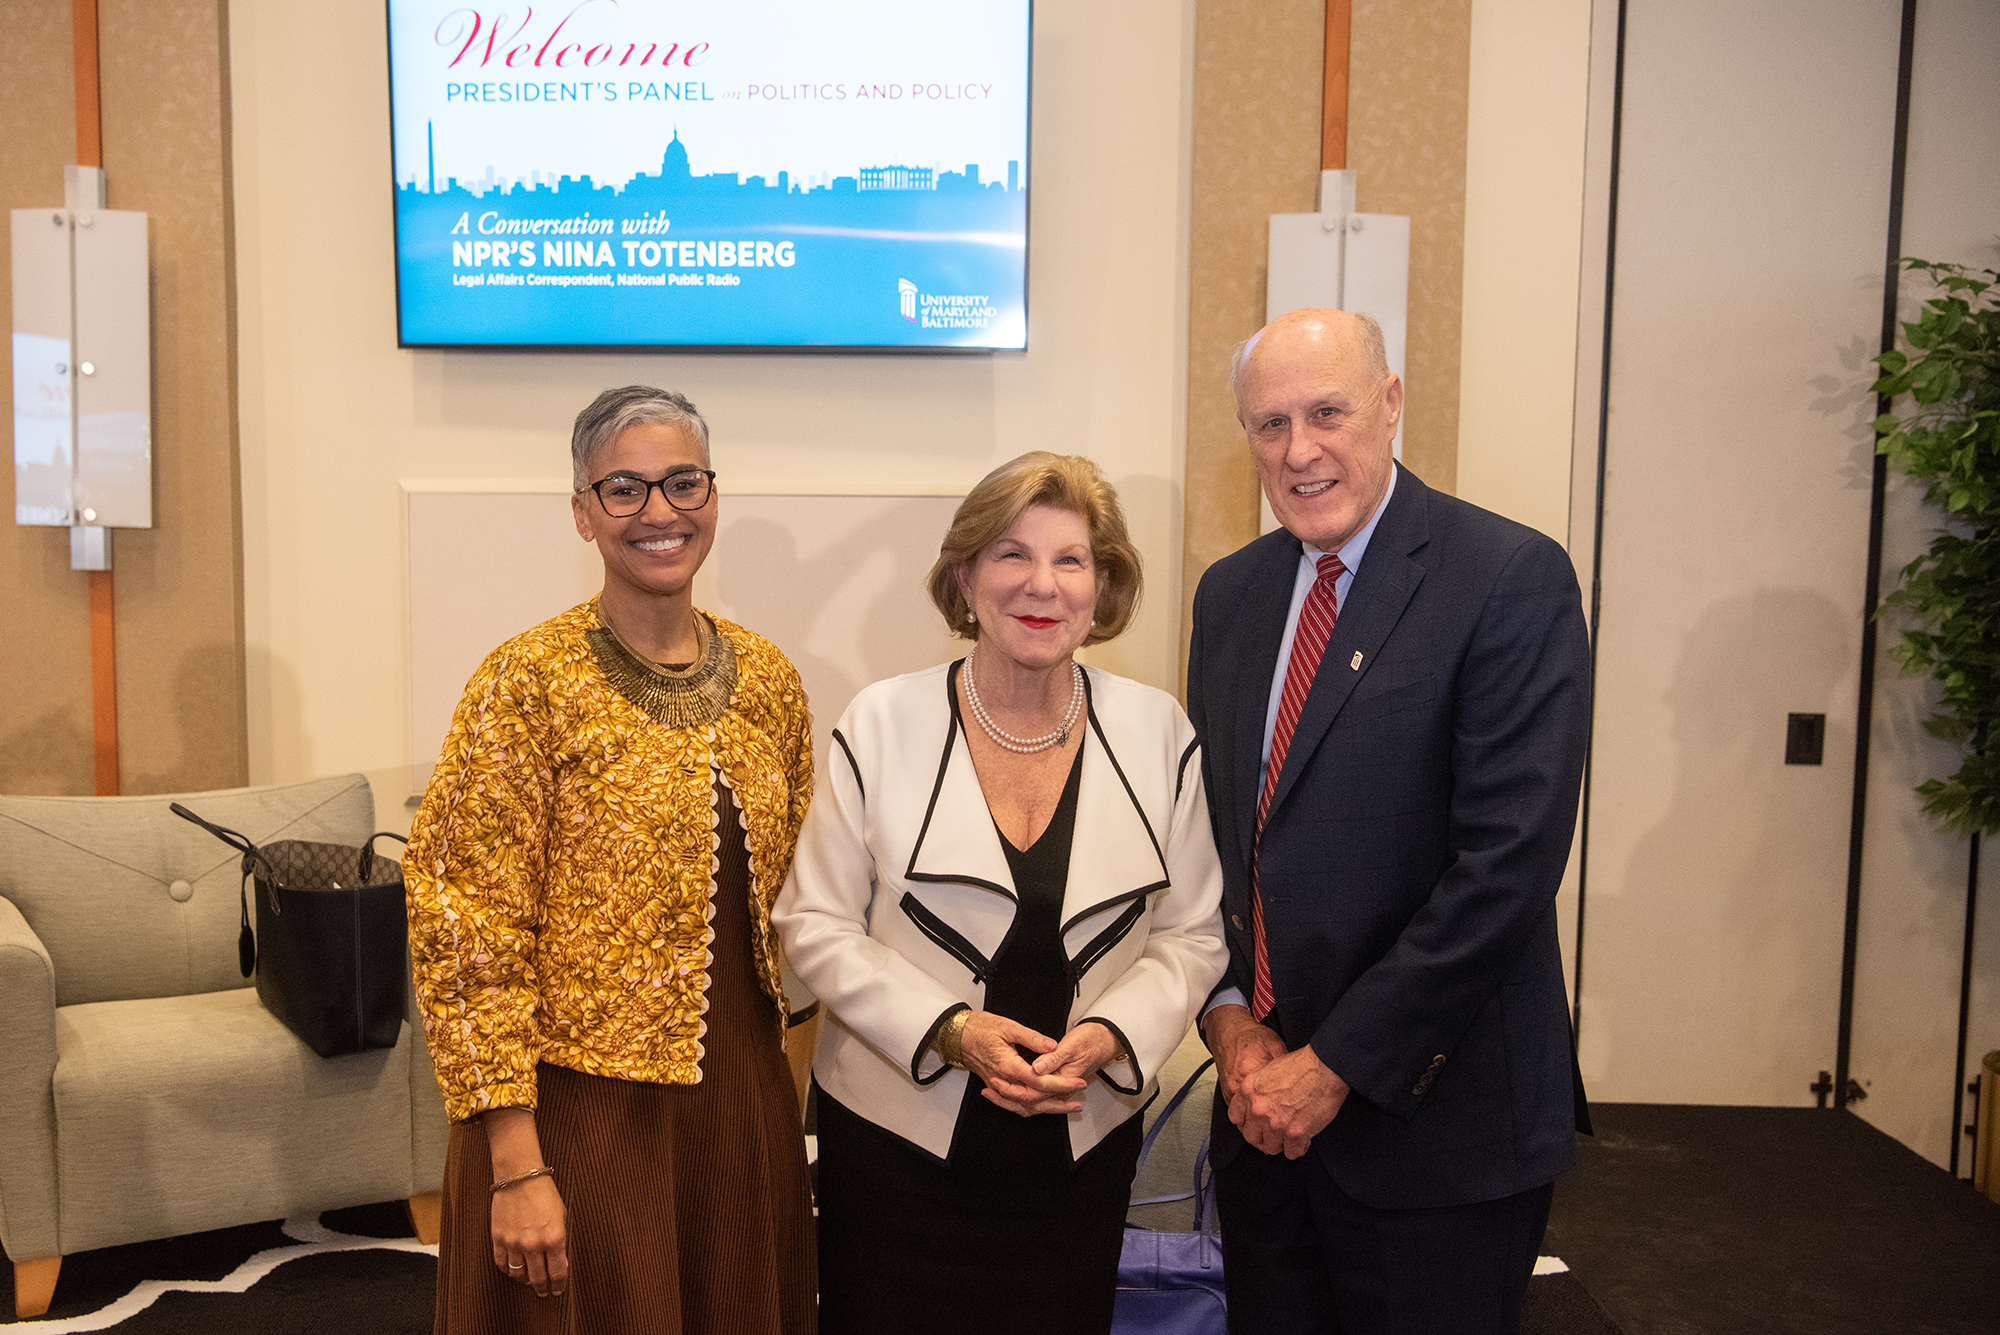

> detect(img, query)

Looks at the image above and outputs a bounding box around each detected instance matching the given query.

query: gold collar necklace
[587,602,738,729]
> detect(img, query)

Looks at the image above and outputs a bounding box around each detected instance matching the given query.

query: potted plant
[1870,258,1998,838]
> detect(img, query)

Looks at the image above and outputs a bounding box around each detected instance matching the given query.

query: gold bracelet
[491,1165,556,1194]
[936,1009,973,1068]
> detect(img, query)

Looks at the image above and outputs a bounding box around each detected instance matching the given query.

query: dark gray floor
[1546,1104,2000,1335]
[21,1100,1988,1333]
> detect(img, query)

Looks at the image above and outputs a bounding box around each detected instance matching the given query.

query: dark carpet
[3,1198,1616,1333]
[34,1102,1993,1333]
[1546,1103,2000,1335]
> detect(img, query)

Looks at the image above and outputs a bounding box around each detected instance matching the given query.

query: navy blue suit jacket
[1187,464,1591,1210]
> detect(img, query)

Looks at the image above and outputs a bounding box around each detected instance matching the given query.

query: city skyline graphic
[403,124,1023,204]
[392,126,1028,349]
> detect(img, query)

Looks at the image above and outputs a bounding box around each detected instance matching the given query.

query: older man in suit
[1186,309,1591,1333]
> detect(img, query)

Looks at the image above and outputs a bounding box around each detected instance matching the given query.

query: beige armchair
[0,775,448,1318]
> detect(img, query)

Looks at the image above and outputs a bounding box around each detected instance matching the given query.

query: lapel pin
[1350,651,1364,670]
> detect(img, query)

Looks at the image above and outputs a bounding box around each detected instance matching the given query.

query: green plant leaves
[1873,257,2000,837]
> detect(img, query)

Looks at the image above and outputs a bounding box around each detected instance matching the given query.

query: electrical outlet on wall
[1785,713,1826,765]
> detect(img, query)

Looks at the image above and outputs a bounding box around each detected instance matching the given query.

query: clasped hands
[1204,1003,1349,1159]
[957,1012,1121,1116]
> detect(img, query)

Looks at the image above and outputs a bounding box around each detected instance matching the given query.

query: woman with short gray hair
[407,385,816,1332]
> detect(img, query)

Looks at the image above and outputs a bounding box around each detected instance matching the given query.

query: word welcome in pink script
[435,5,711,71]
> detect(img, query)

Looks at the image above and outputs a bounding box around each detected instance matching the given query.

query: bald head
[1232,308,1402,552]
[1231,309,1389,416]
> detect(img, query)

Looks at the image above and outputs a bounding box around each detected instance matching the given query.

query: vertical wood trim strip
[89,569,119,794]
[77,0,114,793]
[73,0,101,166]
[1322,0,1352,170]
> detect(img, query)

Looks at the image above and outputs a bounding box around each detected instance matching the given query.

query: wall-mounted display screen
[386,1,1031,351]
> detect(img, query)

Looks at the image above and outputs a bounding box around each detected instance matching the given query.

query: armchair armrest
[406,965,449,1189]
[0,894,59,1261]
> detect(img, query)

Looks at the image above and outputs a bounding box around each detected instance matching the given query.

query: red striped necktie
[1250,552,1347,1021]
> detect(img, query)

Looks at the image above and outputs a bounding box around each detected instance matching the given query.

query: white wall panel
[1577,0,1901,1103]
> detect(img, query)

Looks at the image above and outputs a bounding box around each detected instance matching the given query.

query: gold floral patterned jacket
[404,599,812,1122]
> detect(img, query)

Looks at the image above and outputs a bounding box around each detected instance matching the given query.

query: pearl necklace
[961,648,1084,754]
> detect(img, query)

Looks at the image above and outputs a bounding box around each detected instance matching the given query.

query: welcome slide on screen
[387,1,1031,350]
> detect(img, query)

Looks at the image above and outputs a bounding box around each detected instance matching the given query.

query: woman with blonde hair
[775,451,1227,1334]
[406,385,816,1333]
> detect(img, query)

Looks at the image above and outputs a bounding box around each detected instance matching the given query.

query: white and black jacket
[774,660,1228,1162]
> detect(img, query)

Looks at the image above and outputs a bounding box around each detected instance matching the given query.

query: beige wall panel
[1178,0,1324,690]
[1457,0,1592,1007]
[1456,0,1591,544]
[233,0,1195,800]
[1576,0,1899,1105]
[95,0,248,794]
[1348,0,1470,496]
[0,1,94,796]
[1849,0,2000,1168]
[1177,0,1476,691]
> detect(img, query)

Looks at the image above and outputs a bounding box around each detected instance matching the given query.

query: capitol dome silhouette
[660,129,690,180]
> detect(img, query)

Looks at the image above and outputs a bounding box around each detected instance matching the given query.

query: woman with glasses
[774,452,1228,1335]
[405,385,816,1334]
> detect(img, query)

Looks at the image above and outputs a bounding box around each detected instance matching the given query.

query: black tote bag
[172,803,409,1058]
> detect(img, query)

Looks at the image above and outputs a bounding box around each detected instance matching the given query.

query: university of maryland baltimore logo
[895,278,997,330]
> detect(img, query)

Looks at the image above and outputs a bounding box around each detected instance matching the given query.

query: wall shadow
[0,708,96,796]
[711,496,960,744]
[1586,588,1851,1102]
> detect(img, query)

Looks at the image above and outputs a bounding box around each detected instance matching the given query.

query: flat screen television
[386,1,1031,351]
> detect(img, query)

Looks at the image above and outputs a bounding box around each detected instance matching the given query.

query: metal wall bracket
[11,164,152,571]
[70,524,111,570]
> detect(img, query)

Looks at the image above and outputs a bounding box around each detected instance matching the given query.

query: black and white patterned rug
[1,1204,434,1334]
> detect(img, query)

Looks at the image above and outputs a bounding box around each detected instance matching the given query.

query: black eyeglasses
[583,469,716,516]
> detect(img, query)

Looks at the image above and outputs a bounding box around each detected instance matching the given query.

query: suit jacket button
[1230,914,1244,931]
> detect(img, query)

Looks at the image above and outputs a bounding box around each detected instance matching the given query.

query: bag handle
[1128,1057,1216,1208]
[169,802,254,857]
[1125,1058,1221,1236]
[360,831,408,884]
[1192,1131,1216,1233]
[169,802,277,885]
[1133,1056,1214,1176]
[170,803,266,978]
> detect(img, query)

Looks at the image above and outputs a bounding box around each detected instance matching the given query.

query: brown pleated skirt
[432,786,817,1333]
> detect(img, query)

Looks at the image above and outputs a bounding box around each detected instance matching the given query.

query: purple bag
[1114,1058,1225,1335]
